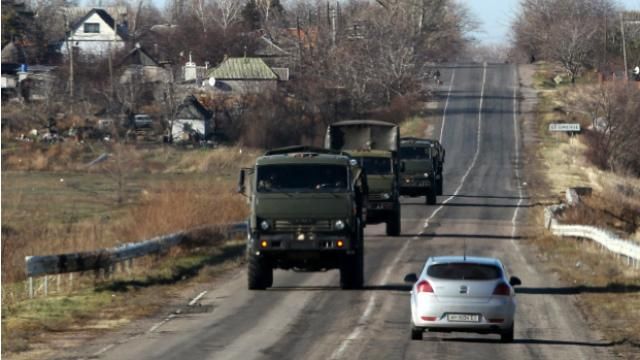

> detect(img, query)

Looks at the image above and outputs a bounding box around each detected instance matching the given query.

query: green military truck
[399,137,437,204]
[325,120,401,236]
[238,146,368,290]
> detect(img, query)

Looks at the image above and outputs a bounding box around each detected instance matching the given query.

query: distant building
[117,45,170,84]
[61,8,128,58]
[208,57,278,93]
[170,95,214,142]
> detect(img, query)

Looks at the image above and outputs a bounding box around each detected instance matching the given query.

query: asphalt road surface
[86,63,617,360]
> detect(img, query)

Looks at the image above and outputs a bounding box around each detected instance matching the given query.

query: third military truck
[399,137,446,204]
[239,146,368,290]
[325,120,402,236]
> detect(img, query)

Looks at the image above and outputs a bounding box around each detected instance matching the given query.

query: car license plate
[447,314,480,322]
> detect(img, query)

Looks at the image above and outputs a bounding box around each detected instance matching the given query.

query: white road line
[188,291,208,306]
[91,344,115,358]
[148,314,177,333]
[510,67,535,275]
[438,69,456,143]
[330,63,487,360]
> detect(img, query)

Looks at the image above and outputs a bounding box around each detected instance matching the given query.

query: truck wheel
[436,176,443,195]
[425,188,437,205]
[385,208,401,236]
[248,255,272,290]
[500,323,514,343]
[340,248,363,289]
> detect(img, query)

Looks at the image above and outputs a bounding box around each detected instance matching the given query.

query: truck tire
[411,326,424,340]
[340,248,364,289]
[385,208,401,236]
[425,188,437,205]
[500,323,514,343]
[248,254,272,290]
[436,175,443,195]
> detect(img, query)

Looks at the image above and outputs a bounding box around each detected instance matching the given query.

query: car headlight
[424,173,430,178]
[260,220,271,231]
[335,220,346,230]
[382,193,391,200]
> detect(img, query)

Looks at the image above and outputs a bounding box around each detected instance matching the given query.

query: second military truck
[239,146,368,290]
[399,137,446,204]
[325,120,402,236]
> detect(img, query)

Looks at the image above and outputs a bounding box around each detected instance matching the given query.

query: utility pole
[621,12,628,81]
[64,13,74,99]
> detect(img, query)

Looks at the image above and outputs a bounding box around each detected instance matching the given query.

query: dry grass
[524,63,640,359]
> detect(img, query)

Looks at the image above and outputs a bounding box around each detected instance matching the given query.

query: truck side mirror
[404,273,418,283]
[237,169,246,195]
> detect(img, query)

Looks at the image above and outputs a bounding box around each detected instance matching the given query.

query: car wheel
[500,323,514,343]
[248,254,271,290]
[411,326,423,341]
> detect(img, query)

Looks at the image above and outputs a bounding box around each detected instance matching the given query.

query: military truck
[238,146,368,290]
[399,137,438,204]
[325,120,401,236]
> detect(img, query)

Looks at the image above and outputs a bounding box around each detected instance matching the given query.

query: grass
[525,62,640,359]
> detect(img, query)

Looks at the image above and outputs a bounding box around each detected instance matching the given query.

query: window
[400,146,432,160]
[427,263,502,280]
[357,157,392,175]
[84,23,100,33]
[257,164,348,193]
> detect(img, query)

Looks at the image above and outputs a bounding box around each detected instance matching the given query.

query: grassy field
[524,63,640,359]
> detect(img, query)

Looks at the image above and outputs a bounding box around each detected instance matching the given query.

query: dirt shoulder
[518,63,640,359]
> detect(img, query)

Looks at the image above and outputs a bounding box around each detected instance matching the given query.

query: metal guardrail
[545,190,639,269]
[25,222,248,278]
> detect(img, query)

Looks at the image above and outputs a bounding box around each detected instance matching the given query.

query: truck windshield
[357,157,392,175]
[257,164,348,192]
[400,146,431,160]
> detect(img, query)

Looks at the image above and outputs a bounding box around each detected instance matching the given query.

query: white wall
[61,12,125,57]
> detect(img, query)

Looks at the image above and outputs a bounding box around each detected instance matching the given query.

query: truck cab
[325,120,401,236]
[239,146,368,290]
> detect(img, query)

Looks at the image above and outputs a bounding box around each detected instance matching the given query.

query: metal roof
[208,57,277,80]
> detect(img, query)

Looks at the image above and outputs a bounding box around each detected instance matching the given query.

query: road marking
[438,69,456,143]
[424,63,487,228]
[91,344,115,357]
[510,67,535,275]
[188,291,208,306]
[331,63,487,360]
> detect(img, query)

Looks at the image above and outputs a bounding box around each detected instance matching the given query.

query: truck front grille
[274,220,333,232]
[368,193,388,201]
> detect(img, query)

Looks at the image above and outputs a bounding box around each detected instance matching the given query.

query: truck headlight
[260,220,271,231]
[382,193,391,200]
[424,173,430,178]
[335,220,346,230]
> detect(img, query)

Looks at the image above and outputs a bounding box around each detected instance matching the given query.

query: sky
[463,0,640,45]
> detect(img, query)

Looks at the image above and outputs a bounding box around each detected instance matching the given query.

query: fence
[21,222,248,299]
[545,189,640,270]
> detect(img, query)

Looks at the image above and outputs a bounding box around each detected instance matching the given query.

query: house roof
[254,36,290,58]
[208,57,277,80]
[118,46,160,67]
[177,95,212,119]
[69,8,128,40]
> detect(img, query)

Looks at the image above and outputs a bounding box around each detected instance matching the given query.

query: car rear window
[427,263,502,280]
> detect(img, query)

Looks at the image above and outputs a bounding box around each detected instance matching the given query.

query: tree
[212,0,243,34]
[241,0,262,30]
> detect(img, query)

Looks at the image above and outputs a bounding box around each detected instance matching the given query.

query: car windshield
[400,146,431,160]
[357,157,392,175]
[257,164,348,192]
[427,263,502,280]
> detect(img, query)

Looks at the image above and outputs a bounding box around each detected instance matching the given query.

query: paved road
[89,63,616,360]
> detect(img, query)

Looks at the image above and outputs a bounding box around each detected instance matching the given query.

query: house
[61,8,128,57]
[117,45,170,84]
[208,57,278,93]
[170,95,214,142]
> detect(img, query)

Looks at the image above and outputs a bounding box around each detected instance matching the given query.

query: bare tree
[212,0,243,33]
[544,18,599,82]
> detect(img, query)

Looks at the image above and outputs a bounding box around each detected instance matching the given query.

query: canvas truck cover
[325,120,399,152]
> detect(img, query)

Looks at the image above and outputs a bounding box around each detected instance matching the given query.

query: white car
[405,256,521,342]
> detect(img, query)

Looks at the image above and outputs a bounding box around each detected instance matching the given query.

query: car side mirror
[509,276,522,287]
[237,169,246,195]
[404,273,418,283]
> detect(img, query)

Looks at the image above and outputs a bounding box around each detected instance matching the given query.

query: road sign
[549,123,581,132]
